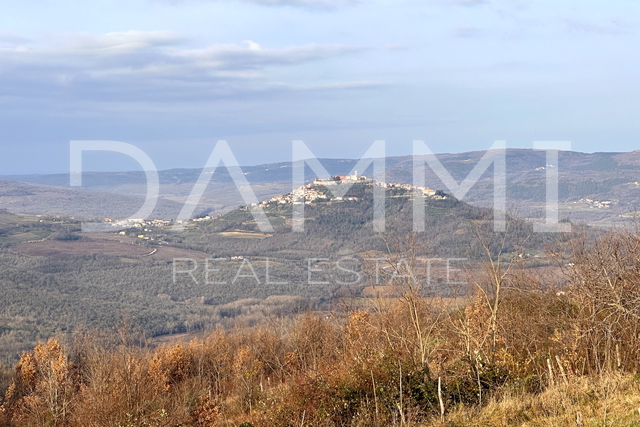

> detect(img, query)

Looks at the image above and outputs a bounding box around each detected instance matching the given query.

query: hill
[3,149,640,226]
[0,180,184,219]
[0,179,568,363]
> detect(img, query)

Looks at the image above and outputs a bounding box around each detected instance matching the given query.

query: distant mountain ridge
[2,149,640,226]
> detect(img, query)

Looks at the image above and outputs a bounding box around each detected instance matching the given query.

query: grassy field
[218,230,271,239]
[443,373,640,426]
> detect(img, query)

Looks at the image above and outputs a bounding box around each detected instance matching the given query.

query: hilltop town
[254,172,439,208]
[94,174,442,232]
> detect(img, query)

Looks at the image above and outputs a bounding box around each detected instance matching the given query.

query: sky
[0,0,639,174]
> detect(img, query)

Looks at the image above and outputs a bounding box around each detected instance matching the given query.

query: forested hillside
[0,181,574,364]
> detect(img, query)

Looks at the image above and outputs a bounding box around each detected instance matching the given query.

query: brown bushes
[563,230,640,374]
[2,339,76,426]
[3,230,640,425]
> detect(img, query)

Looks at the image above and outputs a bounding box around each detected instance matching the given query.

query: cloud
[176,40,363,70]
[567,19,631,36]
[0,32,368,106]
[448,0,488,7]
[159,0,359,11]
[0,31,32,46]
[239,0,358,9]
[453,26,484,38]
[264,80,388,93]
[298,80,389,90]
[68,31,187,55]
[381,42,412,51]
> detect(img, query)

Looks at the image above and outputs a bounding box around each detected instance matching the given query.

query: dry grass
[441,373,640,427]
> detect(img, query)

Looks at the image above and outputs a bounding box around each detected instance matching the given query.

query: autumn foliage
[3,230,640,426]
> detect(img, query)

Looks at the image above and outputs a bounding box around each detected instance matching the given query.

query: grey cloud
[177,40,364,70]
[68,31,187,55]
[0,32,370,105]
[0,31,32,46]
[297,80,389,90]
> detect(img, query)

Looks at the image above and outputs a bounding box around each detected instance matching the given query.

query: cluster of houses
[102,217,173,228]
[192,215,214,222]
[313,172,368,184]
[257,184,335,206]
[101,173,442,228]
[100,218,172,240]
[574,198,615,209]
[255,173,439,208]
[384,182,437,197]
